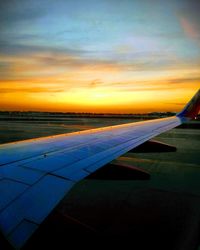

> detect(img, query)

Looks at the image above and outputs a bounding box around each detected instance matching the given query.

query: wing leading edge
[0,89,199,249]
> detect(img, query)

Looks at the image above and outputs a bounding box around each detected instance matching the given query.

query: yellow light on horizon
[0,52,199,113]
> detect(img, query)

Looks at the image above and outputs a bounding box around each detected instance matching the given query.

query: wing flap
[0,175,74,241]
[0,165,44,185]
[0,179,28,211]
[8,220,38,249]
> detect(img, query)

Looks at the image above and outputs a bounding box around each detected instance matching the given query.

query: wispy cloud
[165,102,186,106]
[0,40,85,56]
[0,0,47,30]
[89,79,103,88]
[167,76,200,84]
[1,48,199,83]
[0,87,64,94]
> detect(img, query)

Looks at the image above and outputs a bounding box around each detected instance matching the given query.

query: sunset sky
[0,0,200,113]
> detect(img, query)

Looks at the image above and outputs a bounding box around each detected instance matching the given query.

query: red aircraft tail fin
[177,89,200,119]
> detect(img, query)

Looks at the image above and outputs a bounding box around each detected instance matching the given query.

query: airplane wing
[0,89,199,249]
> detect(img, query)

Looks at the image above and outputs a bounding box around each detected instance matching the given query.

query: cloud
[90,79,103,88]
[0,87,64,94]
[98,74,200,93]
[165,102,186,106]
[167,76,200,84]
[111,86,175,92]
[0,40,85,56]
[0,31,199,82]
[0,0,47,30]
[0,49,125,83]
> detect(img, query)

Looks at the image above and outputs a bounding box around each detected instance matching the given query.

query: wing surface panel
[0,175,74,237]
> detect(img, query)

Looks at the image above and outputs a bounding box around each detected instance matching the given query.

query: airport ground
[0,115,200,249]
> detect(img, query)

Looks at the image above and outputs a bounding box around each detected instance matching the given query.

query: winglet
[177,89,200,120]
